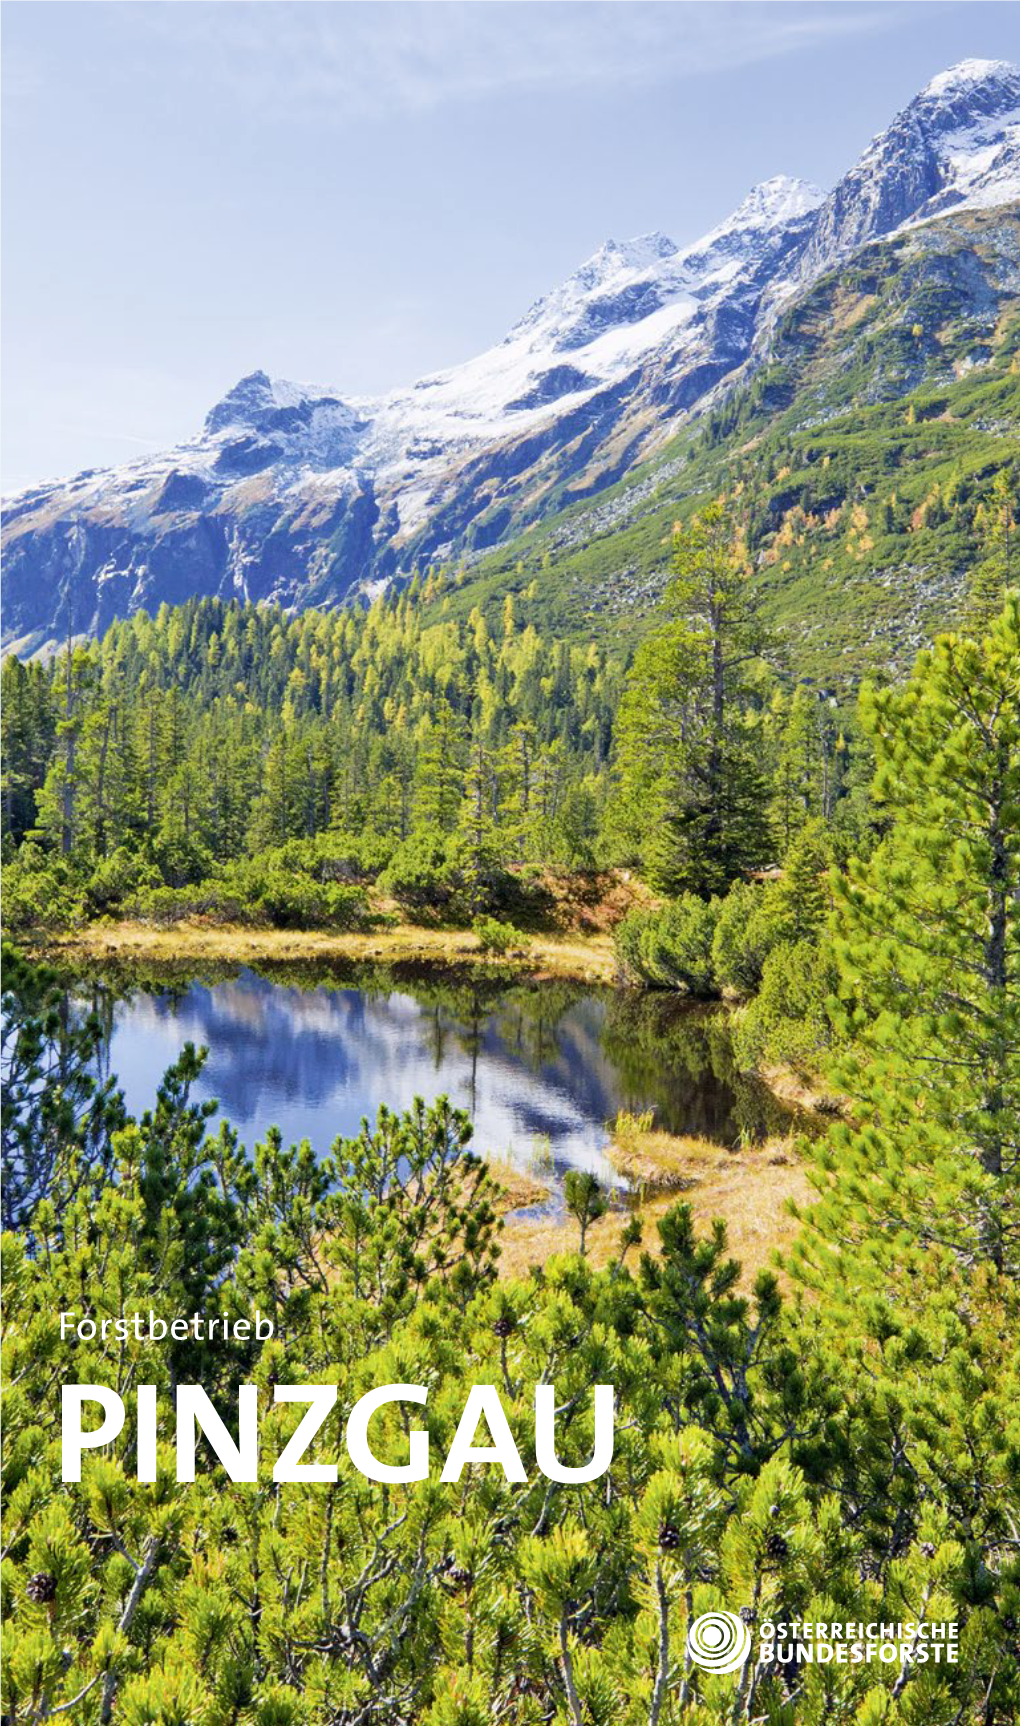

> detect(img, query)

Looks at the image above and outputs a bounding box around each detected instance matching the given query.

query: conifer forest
[2,484,1019,1722]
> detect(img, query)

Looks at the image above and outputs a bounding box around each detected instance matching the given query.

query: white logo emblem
[686,1611,752,1673]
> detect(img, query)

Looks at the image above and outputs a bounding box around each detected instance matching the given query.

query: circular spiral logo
[686,1611,752,1673]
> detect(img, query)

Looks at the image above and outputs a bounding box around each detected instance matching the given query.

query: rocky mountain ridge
[3,58,1018,653]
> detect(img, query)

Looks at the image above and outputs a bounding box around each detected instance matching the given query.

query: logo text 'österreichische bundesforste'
[759,1620,959,1667]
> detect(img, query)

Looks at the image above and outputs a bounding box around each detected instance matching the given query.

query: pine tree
[807,596,1020,1274]
[503,720,536,862]
[33,645,96,857]
[456,730,503,915]
[771,685,841,846]
[563,1170,608,1255]
[4,950,1018,1725]
[0,942,126,1230]
[415,700,468,834]
[778,816,830,939]
[0,657,56,844]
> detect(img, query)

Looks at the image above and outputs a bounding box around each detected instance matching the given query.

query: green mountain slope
[433,208,1020,686]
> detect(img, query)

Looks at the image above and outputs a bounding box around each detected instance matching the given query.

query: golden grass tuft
[486,1156,553,1216]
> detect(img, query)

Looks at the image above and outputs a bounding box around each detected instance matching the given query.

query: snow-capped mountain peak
[505,177,822,364]
[355,174,825,512]
[711,175,825,235]
[583,231,679,278]
[791,56,1020,282]
[204,369,358,436]
[505,230,679,346]
[921,57,1017,103]
[905,57,1020,217]
[681,176,823,280]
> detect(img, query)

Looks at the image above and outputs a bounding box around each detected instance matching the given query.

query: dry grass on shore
[486,1156,555,1215]
[36,866,655,986]
[496,1115,815,1287]
[43,919,619,986]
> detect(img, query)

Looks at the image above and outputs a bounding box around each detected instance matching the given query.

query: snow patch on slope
[352,172,822,510]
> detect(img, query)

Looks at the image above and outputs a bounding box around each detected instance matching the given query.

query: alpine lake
[66,957,809,1209]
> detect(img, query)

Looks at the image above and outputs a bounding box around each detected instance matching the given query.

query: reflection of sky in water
[101,971,631,1180]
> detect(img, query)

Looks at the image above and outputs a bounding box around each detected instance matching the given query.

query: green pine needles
[801,595,1020,1279]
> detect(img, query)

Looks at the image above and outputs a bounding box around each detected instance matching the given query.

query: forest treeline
[1,583,621,877]
[1,501,884,942]
[1,594,1018,1723]
[3,486,1016,1099]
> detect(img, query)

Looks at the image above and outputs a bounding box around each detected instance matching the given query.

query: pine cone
[739,1605,756,1625]
[918,1541,936,1559]
[491,1317,514,1338]
[765,1533,789,1562]
[26,1572,57,1604]
[658,1522,682,1550]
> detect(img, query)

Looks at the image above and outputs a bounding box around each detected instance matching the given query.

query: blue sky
[3,1,1017,489]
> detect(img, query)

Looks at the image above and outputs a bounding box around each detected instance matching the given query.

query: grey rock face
[793,59,1020,284]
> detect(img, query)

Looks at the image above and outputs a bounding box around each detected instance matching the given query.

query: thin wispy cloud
[119,2,907,122]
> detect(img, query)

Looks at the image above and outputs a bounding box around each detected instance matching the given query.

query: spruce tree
[777,816,830,939]
[613,499,773,896]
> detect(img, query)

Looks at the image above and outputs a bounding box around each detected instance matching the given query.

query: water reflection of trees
[48,959,810,1157]
[56,959,591,1094]
[600,996,799,1146]
[67,970,195,1084]
[377,979,587,1110]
